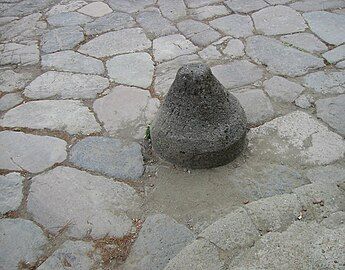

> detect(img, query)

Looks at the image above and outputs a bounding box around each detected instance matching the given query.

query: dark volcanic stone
[151,63,247,169]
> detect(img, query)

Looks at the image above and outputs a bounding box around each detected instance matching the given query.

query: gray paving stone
[78,28,151,58]
[323,44,345,64]
[46,0,88,16]
[316,94,345,136]
[93,86,159,138]
[41,26,84,53]
[184,0,222,8]
[211,60,263,88]
[24,71,109,99]
[337,60,345,69]
[198,45,221,60]
[1,0,57,16]
[0,69,33,93]
[106,52,154,88]
[306,165,345,185]
[280,33,328,53]
[0,16,18,26]
[246,36,325,77]
[41,50,104,75]
[0,93,23,111]
[158,0,186,21]
[190,5,229,20]
[263,76,304,102]
[303,11,345,45]
[225,0,268,13]
[320,211,345,229]
[27,166,141,238]
[0,173,23,214]
[47,11,92,26]
[0,100,101,135]
[107,0,154,13]
[223,39,244,58]
[266,0,291,3]
[122,214,195,270]
[70,136,144,180]
[210,14,253,38]
[303,71,345,94]
[0,42,39,66]
[153,34,198,62]
[294,94,312,109]
[232,88,274,125]
[0,130,67,172]
[77,1,112,17]
[290,0,345,12]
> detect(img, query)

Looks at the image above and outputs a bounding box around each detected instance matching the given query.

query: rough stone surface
[280,33,328,53]
[0,173,23,214]
[185,0,222,8]
[225,0,268,13]
[70,136,144,180]
[47,11,92,26]
[0,100,101,135]
[46,1,88,16]
[0,218,48,270]
[323,44,345,64]
[0,131,67,172]
[336,60,345,69]
[0,69,33,93]
[210,14,253,38]
[77,1,112,17]
[191,5,228,20]
[0,93,23,111]
[290,0,345,12]
[223,39,244,58]
[306,165,345,185]
[27,166,141,238]
[263,76,304,102]
[246,36,325,76]
[151,64,247,169]
[0,43,39,66]
[158,0,186,21]
[198,45,221,60]
[294,94,312,109]
[303,71,345,94]
[107,0,154,13]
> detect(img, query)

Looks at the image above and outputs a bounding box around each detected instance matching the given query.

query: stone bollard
[151,63,247,169]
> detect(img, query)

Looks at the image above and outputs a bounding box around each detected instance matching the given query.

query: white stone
[322,44,345,64]
[0,43,39,66]
[0,69,33,93]
[210,14,253,38]
[0,93,23,111]
[0,173,23,214]
[280,33,328,53]
[263,76,304,102]
[223,39,244,58]
[77,1,112,17]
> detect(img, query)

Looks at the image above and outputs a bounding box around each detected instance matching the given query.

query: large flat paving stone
[210,14,253,38]
[0,173,23,214]
[0,100,101,135]
[77,1,112,17]
[0,131,67,172]
[69,136,144,180]
[46,1,88,16]
[263,76,304,102]
[158,0,186,21]
[303,70,345,94]
[0,69,34,93]
[27,166,141,238]
[0,93,23,111]
[190,5,229,20]
[290,0,345,12]
[185,0,223,8]
[306,165,345,185]
[107,0,154,13]
[322,44,345,64]
[47,11,92,26]
[280,33,327,53]
[0,43,39,66]
[246,36,325,77]
[1,0,58,16]
[225,0,268,13]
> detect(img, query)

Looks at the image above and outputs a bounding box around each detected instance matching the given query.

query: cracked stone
[190,5,229,20]
[47,11,93,26]
[0,93,23,111]
[280,33,328,53]
[210,14,253,38]
[107,0,154,13]
[322,44,345,64]
[77,1,112,17]
[263,76,304,102]
[223,39,244,58]
[303,71,345,94]
[0,69,33,93]
[225,0,268,13]
[0,43,39,66]
[158,0,186,21]
[0,173,23,214]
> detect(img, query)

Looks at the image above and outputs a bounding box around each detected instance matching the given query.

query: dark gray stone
[151,63,247,169]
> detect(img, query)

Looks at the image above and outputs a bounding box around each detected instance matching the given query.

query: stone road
[0,0,344,269]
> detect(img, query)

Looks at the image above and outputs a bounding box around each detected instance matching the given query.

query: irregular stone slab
[306,165,345,185]
[266,0,291,3]
[0,43,39,66]
[47,11,92,26]
[106,52,154,88]
[303,71,345,94]
[47,0,88,16]
[0,93,23,111]
[246,36,325,76]
[0,69,34,93]
[78,28,151,58]
[93,86,159,138]
[27,166,141,238]
[158,0,186,21]
[70,136,144,180]
[290,0,345,12]
[0,173,23,214]
[294,94,312,109]
[263,76,304,102]
[122,214,195,270]
[225,0,268,13]
[321,211,345,229]
[0,131,67,172]
[0,100,101,135]
[198,45,221,60]
[323,44,345,64]
[303,11,345,45]
[0,218,48,270]
[223,39,244,58]
[0,17,18,26]
[41,50,104,75]
[184,0,222,8]
[107,0,154,13]
[153,34,198,62]
[211,60,263,88]
[337,60,345,69]
[1,0,57,16]
[37,241,100,270]
[248,111,345,165]
[177,19,221,47]
[252,5,306,35]
[77,1,112,17]
[84,12,135,35]
[190,5,228,20]
[41,26,84,53]
[316,95,345,136]
[210,14,253,38]
[232,88,274,125]
[24,71,109,99]
[280,33,328,53]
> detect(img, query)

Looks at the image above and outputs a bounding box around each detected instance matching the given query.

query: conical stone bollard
[151,63,247,169]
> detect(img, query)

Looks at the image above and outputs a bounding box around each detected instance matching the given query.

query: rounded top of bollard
[176,63,212,82]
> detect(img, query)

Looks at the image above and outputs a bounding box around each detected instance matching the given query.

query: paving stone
[0,173,23,214]
[0,130,67,172]
[122,214,195,270]
[0,100,101,135]
[280,33,328,53]
[93,86,159,138]
[27,166,141,238]
[248,111,345,165]
[37,241,100,270]
[198,45,221,60]
[107,0,154,13]
[46,0,88,16]
[190,5,229,20]
[0,218,48,270]
[41,50,104,75]
[184,0,222,8]
[79,28,151,58]
[0,43,39,66]
[137,8,177,38]
[306,165,345,185]
[336,60,345,69]
[77,1,112,17]
[225,0,268,13]
[47,11,93,26]
[153,34,198,62]
[232,88,274,125]
[211,60,263,88]
[0,93,23,111]
[106,52,154,88]
[303,71,345,94]
[41,26,84,53]
[223,39,244,58]
[303,11,345,46]
[0,69,33,93]
[316,94,345,136]
[158,0,186,21]
[0,16,18,26]
[320,211,345,229]
[290,0,345,12]
[210,14,253,38]
[294,94,312,109]
[246,36,325,77]
[266,0,291,3]
[1,0,57,16]
[70,136,144,180]
[323,44,345,64]
[263,76,304,102]
[84,12,135,35]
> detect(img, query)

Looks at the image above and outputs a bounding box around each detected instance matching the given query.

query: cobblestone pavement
[0,0,345,269]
